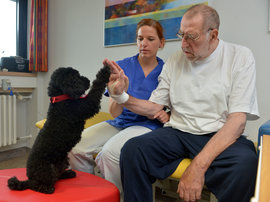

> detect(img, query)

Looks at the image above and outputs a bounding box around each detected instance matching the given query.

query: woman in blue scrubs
[69,18,168,195]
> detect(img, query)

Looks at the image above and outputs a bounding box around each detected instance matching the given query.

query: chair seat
[0,168,120,202]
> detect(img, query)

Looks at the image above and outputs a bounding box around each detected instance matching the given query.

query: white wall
[35,0,270,142]
[211,0,270,141]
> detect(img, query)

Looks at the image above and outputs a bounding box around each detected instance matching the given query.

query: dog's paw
[46,186,55,194]
[7,176,19,189]
[36,185,55,194]
[96,65,111,83]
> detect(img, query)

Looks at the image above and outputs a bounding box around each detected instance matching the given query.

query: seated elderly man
[105,4,259,202]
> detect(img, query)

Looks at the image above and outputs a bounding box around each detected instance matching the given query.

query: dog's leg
[82,65,110,117]
[59,169,76,179]
[26,163,59,194]
[28,179,55,194]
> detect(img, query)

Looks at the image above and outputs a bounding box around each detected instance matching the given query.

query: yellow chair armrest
[35,119,47,129]
[170,158,192,179]
[35,112,113,130]
[84,112,113,128]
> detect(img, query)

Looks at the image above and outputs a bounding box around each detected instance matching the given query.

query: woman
[69,18,168,193]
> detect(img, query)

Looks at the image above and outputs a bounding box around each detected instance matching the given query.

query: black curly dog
[8,66,110,194]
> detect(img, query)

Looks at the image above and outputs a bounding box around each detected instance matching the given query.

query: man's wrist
[110,91,129,104]
[193,154,211,173]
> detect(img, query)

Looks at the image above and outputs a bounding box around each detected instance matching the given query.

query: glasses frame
[176,28,213,42]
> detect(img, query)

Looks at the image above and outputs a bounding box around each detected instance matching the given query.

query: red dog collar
[50,94,88,103]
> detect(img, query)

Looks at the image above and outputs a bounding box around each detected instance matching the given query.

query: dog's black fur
[7,66,110,194]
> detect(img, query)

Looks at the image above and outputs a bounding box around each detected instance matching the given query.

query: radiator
[0,95,17,147]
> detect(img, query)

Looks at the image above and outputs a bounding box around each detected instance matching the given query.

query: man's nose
[181,38,189,49]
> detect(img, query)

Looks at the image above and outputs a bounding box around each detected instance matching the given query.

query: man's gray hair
[185,4,220,31]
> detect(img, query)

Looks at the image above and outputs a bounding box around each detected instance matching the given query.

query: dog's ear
[48,67,67,97]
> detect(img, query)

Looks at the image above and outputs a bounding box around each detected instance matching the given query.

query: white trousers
[68,121,151,193]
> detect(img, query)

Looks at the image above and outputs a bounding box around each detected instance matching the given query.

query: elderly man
[105,4,259,202]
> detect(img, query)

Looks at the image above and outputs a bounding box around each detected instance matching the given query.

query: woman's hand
[103,58,129,95]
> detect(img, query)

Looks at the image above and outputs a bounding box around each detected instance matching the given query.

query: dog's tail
[8,176,30,191]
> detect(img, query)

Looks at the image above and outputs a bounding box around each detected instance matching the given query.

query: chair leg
[152,183,156,202]
[209,192,218,202]
[153,177,217,202]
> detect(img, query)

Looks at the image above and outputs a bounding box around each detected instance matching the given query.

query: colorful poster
[104,0,208,47]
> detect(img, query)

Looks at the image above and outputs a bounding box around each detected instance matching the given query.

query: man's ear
[210,28,219,40]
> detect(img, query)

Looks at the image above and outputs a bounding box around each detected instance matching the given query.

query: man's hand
[177,158,205,202]
[152,110,170,124]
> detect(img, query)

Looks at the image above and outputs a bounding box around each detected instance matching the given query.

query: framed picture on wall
[104,0,208,47]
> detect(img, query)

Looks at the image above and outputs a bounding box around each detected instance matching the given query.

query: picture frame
[269,0,270,32]
[104,0,208,47]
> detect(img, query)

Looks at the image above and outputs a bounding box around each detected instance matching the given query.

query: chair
[257,119,270,152]
[35,112,213,201]
[152,159,217,202]
[155,120,268,202]
[251,119,270,202]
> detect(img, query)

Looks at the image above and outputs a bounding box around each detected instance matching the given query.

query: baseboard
[0,147,31,162]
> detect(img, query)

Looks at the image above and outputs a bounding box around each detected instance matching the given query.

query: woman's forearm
[109,98,123,118]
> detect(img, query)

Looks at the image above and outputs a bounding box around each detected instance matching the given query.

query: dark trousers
[120,127,258,202]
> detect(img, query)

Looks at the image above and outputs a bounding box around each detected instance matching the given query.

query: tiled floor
[0,147,214,202]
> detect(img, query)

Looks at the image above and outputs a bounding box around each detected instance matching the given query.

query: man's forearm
[194,112,247,172]
[121,95,164,117]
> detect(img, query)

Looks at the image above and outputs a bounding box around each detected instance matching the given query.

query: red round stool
[0,168,120,202]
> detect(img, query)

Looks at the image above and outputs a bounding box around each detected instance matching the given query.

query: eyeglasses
[176,28,213,42]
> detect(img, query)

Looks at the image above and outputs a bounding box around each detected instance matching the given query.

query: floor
[0,147,214,202]
[0,147,30,170]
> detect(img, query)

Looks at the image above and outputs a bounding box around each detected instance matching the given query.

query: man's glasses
[176,28,213,42]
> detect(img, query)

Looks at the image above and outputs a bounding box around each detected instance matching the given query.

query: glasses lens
[176,32,183,40]
[189,33,199,40]
[177,32,200,41]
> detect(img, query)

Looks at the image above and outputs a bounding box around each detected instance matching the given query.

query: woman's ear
[159,38,165,49]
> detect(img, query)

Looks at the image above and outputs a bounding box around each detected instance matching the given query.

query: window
[0,0,27,59]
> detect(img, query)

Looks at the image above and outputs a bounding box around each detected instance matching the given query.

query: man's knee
[121,136,142,155]
[120,136,145,166]
[233,148,258,176]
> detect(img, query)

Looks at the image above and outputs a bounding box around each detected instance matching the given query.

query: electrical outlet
[2,79,11,91]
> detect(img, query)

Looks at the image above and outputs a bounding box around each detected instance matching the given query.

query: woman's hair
[136,18,165,41]
[185,4,220,31]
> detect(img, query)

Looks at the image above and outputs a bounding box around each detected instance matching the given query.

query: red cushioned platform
[0,168,120,202]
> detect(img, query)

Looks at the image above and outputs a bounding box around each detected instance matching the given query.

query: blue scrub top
[105,54,164,130]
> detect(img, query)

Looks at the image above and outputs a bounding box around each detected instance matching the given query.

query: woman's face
[137,25,164,59]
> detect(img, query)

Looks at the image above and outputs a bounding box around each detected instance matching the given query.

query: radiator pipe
[17,134,33,140]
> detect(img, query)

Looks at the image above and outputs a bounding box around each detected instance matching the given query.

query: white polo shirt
[150,40,259,135]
